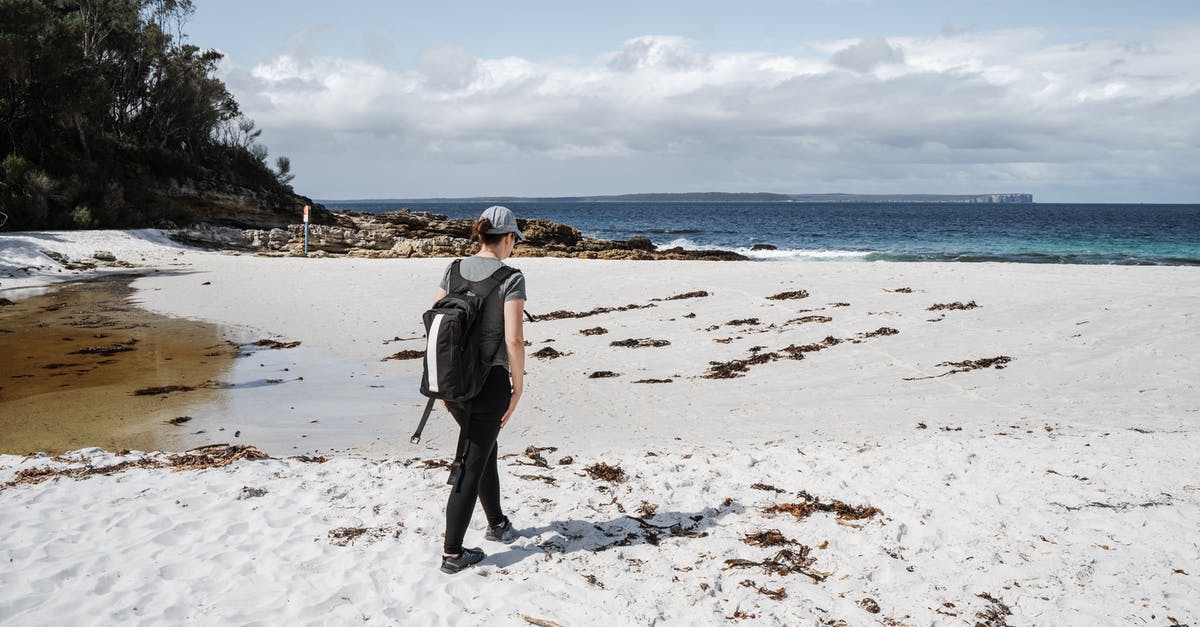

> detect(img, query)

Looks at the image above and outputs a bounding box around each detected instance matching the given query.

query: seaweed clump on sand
[132,384,196,396]
[71,339,138,356]
[531,346,568,359]
[584,462,625,483]
[724,547,830,582]
[903,356,1014,381]
[588,371,620,379]
[928,301,980,311]
[532,303,656,322]
[251,339,302,349]
[739,579,788,600]
[382,349,424,361]
[767,290,809,300]
[725,318,760,326]
[609,338,671,348]
[633,378,673,384]
[327,522,404,547]
[779,336,842,359]
[702,351,780,379]
[1,445,273,491]
[741,529,797,547]
[884,287,914,293]
[850,327,898,343]
[652,291,710,301]
[579,326,609,336]
[762,491,882,522]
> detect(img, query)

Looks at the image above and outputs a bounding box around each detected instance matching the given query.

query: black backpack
[411,259,517,443]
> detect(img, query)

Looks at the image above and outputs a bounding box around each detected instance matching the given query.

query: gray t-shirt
[439,256,527,371]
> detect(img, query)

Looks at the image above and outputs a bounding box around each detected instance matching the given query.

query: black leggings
[443,367,510,554]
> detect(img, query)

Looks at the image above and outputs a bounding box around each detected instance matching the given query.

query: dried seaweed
[724,547,830,582]
[857,327,899,339]
[739,579,788,600]
[132,384,195,396]
[250,339,302,349]
[168,445,270,470]
[70,341,137,356]
[762,492,882,522]
[327,521,404,547]
[420,458,452,469]
[927,301,979,311]
[516,474,557,484]
[1,445,272,491]
[726,318,761,326]
[579,327,609,336]
[166,416,192,425]
[382,349,424,361]
[884,287,914,293]
[532,303,656,321]
[974,592,1012,627]
[767,290,810,300]
[633,378,673,384]
[531,346,567,359]
[751,482,787,493]
[903,356,1014,381]
[653,291,710,301]
[742,529,797,547]
[609,338,671,348]
[584,462,625,483]
[588,371,620,378]
[785,315,832,325]
[702,351,780,379]
[514,445,557,468]
[858,598,881,613]
[779,336,842,359]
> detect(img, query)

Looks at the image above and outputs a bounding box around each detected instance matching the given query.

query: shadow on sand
[485,502,745,568]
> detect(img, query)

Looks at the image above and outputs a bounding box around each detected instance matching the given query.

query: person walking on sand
[435,206,527,574]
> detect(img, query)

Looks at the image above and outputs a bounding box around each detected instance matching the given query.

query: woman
[435,205,527,574]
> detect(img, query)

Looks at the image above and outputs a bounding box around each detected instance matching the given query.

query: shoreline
[0,229,1198,624]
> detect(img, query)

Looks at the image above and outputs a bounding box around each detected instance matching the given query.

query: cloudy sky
[187,1,1199,202]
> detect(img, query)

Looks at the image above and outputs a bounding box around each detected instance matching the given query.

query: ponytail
[471,218,506,245]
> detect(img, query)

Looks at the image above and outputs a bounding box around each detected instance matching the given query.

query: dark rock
[750,244,777,251]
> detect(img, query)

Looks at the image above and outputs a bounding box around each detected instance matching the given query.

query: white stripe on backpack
[426,313,446,393]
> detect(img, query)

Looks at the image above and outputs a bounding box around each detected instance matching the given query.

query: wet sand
[0,275,237,454]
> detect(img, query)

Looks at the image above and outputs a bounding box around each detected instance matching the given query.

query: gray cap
[479,205,525,241]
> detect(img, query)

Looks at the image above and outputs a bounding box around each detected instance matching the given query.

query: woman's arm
[501,298,526,428]
[431,287,447,306]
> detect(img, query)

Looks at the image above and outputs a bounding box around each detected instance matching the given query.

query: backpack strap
[410,397,436,444]
[448,261,518,301]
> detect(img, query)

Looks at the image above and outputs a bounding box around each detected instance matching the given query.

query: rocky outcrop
[171,209,747,261]
[162,179,335,229]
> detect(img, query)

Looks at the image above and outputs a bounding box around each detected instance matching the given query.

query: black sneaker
[440,547,485,574]
[485,517,516,543]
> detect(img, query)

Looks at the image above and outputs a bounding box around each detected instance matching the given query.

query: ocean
[321,201,1200,266]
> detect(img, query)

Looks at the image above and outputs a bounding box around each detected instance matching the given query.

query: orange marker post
[303,205,310,254]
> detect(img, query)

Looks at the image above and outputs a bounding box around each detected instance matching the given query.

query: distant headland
[329,192,1034,204]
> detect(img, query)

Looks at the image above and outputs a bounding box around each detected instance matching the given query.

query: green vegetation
[0,0,297,230]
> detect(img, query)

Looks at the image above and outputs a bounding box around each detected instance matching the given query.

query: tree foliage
[0,0,297,229]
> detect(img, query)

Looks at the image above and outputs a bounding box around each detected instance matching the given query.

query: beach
[2,231,1198,625]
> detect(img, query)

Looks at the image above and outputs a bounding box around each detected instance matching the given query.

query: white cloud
[830,36,906,72]
[225,27,1200,201]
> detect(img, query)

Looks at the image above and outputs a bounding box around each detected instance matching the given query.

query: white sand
[2,230,1198,625]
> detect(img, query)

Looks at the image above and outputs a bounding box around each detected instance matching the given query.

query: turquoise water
[325,201,1200,265]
